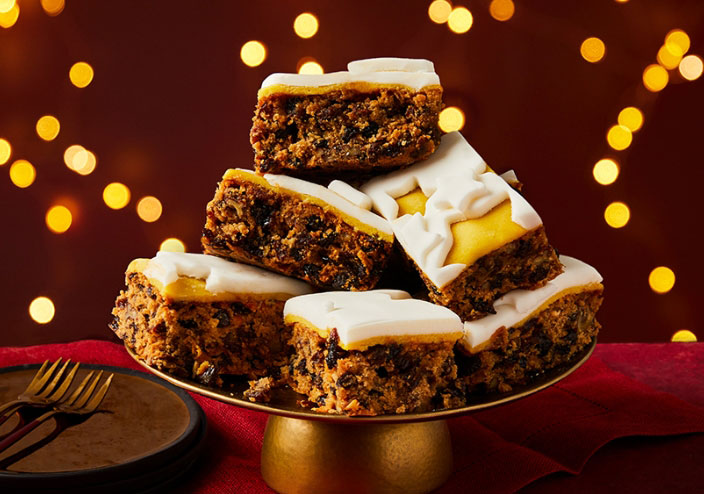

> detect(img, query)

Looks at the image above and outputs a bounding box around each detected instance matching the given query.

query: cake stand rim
[125,338,596,424]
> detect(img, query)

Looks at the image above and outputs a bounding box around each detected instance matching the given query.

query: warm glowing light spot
[679,55,703,81]
[64,144,84,170]
[649,266,675,294]
[580,37,606,63]
[604,201,630,228]
[614,0,629,3]
[0,2,19,28]
[9,159,35,188]
[489,0,515,21]
[438,107,465,132]
[593,159,620,185]
[293,12,319,39]
[617,107,643,132]
[36,115,61,141]
[137,196,162,222]
[665,29,690,57]
[240,41,267,67]
[40,0,64,16]
[160,237,186,253]
[657,45,682,70]
[0,0,14,14]
[29,297,55,324]
[671,330,697,343]
[103,182,131,210]
[75,149,97,175]
[69,62,94,88]
[428,0,452,24]
[606,125,632,151]
[448,7,473,34]
[642,64,669,92]
[0,138,11,165]
[298,60,324,75]
[46,205,72,233]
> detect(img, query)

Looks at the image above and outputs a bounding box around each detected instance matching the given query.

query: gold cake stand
[127,340,595,494]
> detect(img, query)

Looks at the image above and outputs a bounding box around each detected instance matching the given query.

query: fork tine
[37,359,72,398]
[23,360,50,395]
[46,362,80,402]
[28,358,62,395]
[73,371,103,409]
[83,374,113,413]
[63,370,95,406]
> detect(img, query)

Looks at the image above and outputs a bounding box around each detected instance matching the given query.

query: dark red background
[1,0,702,346]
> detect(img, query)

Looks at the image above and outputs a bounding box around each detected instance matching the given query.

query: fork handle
[0,400,23,416]
[0,410,56,454]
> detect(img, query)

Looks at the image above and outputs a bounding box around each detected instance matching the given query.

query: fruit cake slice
[110,251,312,385]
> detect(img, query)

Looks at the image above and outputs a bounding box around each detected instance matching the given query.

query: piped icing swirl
[224,169,393,241]
[461,255,603,352]
[259,57,440,96]
[133,252,313,299]
[361,132,543,289]
[283,290,464,351]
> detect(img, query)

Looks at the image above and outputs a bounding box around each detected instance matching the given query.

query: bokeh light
[0,138,11,164]
[679,55,703,81]
[642,64,669,92]
[0,1,18,28]
[160,238,186,253]
[657,45,682,70]
[604,201,630,228]
[447,6,473,34]
[69,62,94,88]
[103,182,131,210]
[580,37,605,63]
[41,0,64,16]
[298,60,324,75]
[649,266,675,294]
[428,0,452,24]
[46,205,73,234]
[671,330,697,343]
[438,107,465,132]
[137,196,163,222]
[9,159,36,188]
[293,13,318,39]
[0,0,14,14]
[606,125,632,151]
[593,159,620,185]
[489,0,515,22]
[240,41,267,67]
[617,107,643,132]
[665,29,690,57]
[36,115,61,141]
[29,297,55,324]
[64,145,97,175]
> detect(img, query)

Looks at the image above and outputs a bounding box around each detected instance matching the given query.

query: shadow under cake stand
[127,340,595,494]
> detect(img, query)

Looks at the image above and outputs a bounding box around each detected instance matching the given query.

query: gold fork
[0,370,114,453]
[0,359,80,427]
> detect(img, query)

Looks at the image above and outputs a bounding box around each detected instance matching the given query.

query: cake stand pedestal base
[261,415,452,494]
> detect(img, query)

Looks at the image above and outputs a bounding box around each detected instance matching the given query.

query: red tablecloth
[1,342,703,493]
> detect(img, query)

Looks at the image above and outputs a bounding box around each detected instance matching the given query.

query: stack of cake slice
[111,57,603,415]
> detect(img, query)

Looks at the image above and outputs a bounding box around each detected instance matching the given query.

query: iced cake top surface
[284,290,464,351]
[259,57,441,96]
[131,252,313,299]
[461,255,603,352]
[224,169,393,241]
[361,131,543,288]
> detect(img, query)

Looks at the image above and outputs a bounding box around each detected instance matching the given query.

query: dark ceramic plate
[0,364,206,493]
[127,338,596,424]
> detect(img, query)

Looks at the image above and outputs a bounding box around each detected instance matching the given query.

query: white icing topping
[361,132,543,288]
[284,290,463,348]
[462,256,603,351]
[260,57,440,92]
[142,252,313,296]
[235,169,392,238]
[499,169,518,184]
[328,180,373,210]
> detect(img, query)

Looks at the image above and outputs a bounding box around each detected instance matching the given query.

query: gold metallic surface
[261,416,452,494]
[126,338,595,424]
